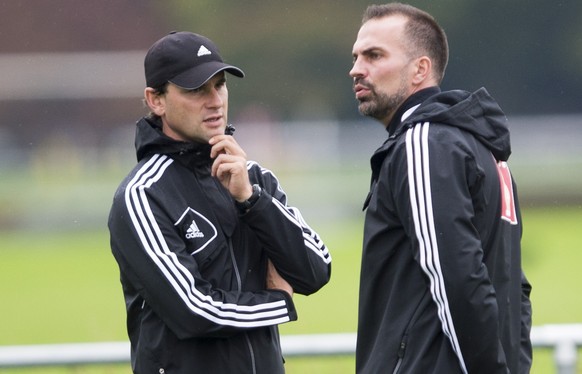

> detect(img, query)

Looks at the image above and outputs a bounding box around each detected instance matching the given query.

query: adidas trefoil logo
[197,45,212,57]
[185,219,204,239]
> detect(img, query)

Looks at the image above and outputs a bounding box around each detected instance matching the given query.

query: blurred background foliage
[2,0,581,126]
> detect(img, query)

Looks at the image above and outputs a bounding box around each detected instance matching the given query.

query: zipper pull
[397,341,406,358]
[225,124,236,135]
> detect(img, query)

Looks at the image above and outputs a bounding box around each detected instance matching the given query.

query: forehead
[352,15,408,54]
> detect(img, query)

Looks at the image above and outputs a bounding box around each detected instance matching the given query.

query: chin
[202,128,225,142]
[214,126,227,137]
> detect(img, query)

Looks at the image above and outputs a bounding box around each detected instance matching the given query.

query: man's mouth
[353,80,372,100]
[204,115,223,125]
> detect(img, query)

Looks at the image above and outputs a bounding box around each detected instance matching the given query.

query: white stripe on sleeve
[406,123,468,374]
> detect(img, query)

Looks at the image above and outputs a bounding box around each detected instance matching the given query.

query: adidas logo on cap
[197,45,212,57]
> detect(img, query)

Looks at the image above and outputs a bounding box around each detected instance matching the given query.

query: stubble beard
[357,81,408,123]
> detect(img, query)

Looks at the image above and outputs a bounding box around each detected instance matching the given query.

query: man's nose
[206,88,224,107]
[349,57,365,78]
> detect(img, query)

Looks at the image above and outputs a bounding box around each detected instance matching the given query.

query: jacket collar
[386,86,441,137]
[134,116,213,168]
[363,87,441,210]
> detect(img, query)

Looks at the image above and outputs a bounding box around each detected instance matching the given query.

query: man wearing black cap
[108,32,331,374]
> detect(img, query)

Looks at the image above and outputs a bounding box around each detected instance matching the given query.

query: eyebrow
[353,46,384,58]
[363,47,384,55]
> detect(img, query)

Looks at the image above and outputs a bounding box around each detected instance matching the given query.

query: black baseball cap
[144,31,244,89]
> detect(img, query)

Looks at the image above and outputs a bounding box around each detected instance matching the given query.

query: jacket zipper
[391,290,430,373]
[228,238,257,374]
[245,334,257,374]
[392,340,406,374]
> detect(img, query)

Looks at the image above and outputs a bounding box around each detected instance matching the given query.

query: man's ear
[144,87,165,117]
[412,56,432,85]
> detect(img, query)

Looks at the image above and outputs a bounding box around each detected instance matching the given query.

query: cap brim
[169,61,244,90]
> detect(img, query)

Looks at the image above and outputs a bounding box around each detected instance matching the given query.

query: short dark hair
[363,3,449,84]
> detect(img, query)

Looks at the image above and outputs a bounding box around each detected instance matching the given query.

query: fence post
[554,339,578,374]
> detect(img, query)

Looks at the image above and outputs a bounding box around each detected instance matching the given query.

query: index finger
[210,135,246,159]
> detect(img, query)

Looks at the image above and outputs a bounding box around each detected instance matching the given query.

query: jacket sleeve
[108,161,296,340]
[242,161,332,295]
[519,271,533,371]
[396,123,509,373]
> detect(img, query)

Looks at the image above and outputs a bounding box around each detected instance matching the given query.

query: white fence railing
[0,325,581,373]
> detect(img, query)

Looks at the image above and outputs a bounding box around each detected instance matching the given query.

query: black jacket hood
[390,87,511,161]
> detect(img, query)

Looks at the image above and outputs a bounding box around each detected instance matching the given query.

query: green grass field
[1,205,581,373]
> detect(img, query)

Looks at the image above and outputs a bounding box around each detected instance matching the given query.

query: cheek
[376,68,403,89]
[221,89,229,105]
[169,99,193,118]
[221,90,229,115]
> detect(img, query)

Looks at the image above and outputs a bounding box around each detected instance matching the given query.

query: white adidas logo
[185,219,204,239]
[197,45,212,57]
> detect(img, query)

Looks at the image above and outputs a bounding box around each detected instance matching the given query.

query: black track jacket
[108,118,331,373]
[356,87,532,374]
